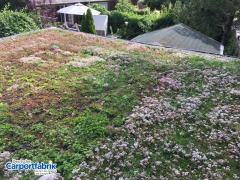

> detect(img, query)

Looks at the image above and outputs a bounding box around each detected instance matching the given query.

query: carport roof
[131,23,222,54]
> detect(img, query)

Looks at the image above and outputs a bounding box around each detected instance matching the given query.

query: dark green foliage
[80,13,86,32]
[0,0,26,11]
[0,5,38,38]
[117,12,175,39]
[81,9,97,34]
[114,0,137,13]
[108,11,127,33]
[90,3,149,16]
[173,0,240,43]
[87,4,110,15]
[140,0,176,10]
[152,13,176,29]
[224,35,238,56]
[90,3,176,40]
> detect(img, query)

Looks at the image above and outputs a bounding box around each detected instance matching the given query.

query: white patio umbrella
[57,3,100,15]
[57,3,100,24]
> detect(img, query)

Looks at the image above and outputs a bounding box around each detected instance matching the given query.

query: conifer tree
[80,13,86,32]
[85,8,97,34]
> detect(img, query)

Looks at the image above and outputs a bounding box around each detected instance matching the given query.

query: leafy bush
[152,13,176,30]
[87,4,110,15]
[224,35,238,56]
[80,13,86,32]
[117,12,175,39]
[108,10,127,33]
[115,0,137,13]
[0,4,38,38]
[90,3,176,39]
[133,8,151,15]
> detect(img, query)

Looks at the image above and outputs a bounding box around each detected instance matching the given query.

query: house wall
[131,0,138,6]
[139,4,146,9]
[108,0,117,11]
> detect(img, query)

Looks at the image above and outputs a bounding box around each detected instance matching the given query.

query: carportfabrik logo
[6,159,57,175]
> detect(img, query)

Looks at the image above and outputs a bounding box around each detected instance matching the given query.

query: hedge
[110,12,176,39]
[90,4,176,40]
[0,9,39,38]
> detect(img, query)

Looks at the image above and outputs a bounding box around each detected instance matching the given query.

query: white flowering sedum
[66,56,105,68]
[72,58,240,179]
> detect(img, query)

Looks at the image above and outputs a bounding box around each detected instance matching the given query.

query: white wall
[93,15,108,35]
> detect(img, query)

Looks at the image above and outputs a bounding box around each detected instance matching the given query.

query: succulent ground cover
[0,29,240,179]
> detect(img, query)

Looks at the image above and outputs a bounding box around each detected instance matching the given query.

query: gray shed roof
[131,23,222,54]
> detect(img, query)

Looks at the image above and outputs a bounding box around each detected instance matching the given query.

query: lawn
[0,29,240,179]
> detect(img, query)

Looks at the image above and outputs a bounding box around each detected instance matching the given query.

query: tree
[0,4,38,38]
[115,0,137,13]
[80,13,86,32]
[81,8,96,34]
[26,0,57,28]
[173,0,240,45]
[0,0,26,11]
[141,0,177,10]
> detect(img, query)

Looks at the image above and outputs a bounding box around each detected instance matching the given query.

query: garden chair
[74,23,80,32]
[63,21,80,32]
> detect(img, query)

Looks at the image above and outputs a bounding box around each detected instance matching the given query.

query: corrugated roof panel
[131,23,221,54]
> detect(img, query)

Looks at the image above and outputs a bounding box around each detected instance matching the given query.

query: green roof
[131,23,222,54]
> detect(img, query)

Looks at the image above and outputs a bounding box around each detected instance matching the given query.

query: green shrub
[80,13,86,32]
[81,9,96,34]
[0,4,38,38]
[152,13,176,30]
[87,4,110,15]
[115,0,137,13]
[108,11,127,33]
[117,12,175,39]
[133,8,151,15]
[224,35,238,56]
[90,3,176,40]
